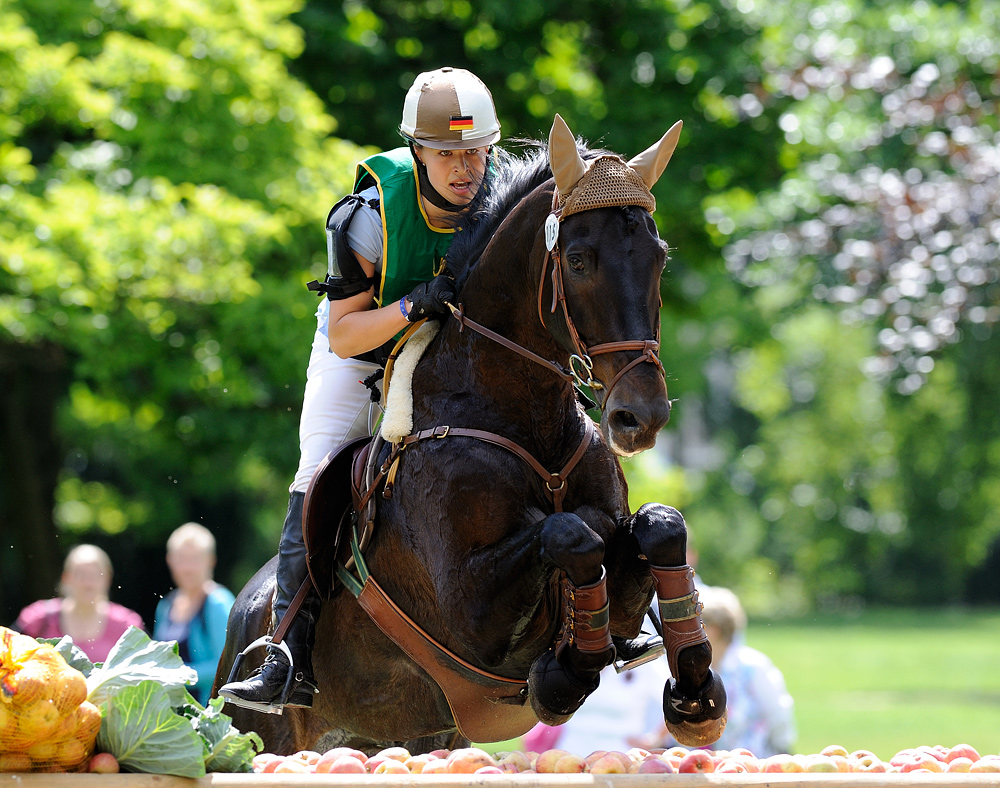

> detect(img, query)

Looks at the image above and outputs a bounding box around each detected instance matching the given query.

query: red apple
[293,749,321,765]
[87,753,120,774]
[589,753,629,774]
[890,749,917,767]
[260,756,286,773]
[446,747,496,774]
[947,757,975,773]
[678,749,716,774]
[252,753,281,773]
[534,748,571,773]
[475,765,504,775]
[633,755,675,774]
[947,744,981,763]
[717,758,748,773]
[855,755,888,773]
[375,759,410,775]
[553,753,586,773]
[900,754,944,773]
[324,755,368,774]
[402,753,435,774]
[804,755,839,773]
[970,758,1000,773]
[420,758,450,774]
[496,751,533,773]
[273,759,311,773]
[763,753,804,773]
[376,746,411,763]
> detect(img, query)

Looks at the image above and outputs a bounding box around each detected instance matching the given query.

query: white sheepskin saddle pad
[379,321,441,443]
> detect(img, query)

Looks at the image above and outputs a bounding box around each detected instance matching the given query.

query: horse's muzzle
[601,370,670,457]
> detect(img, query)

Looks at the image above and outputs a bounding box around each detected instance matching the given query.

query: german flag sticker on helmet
[399,67,501,149]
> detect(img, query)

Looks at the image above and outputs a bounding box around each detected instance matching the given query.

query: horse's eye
[567,254,586,272]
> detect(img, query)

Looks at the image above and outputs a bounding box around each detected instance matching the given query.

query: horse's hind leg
[527,512,616,725]
[629,503,727,747]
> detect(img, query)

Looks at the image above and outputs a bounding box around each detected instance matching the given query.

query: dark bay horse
[214,115,726,755]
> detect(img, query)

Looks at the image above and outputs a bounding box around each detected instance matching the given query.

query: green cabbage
[45,627,262,775]
[97,681,207,777]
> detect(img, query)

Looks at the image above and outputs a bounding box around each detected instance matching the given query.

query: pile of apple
[253,742,1000,776]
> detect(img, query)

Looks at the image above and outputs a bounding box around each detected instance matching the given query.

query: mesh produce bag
[0,626,99,773]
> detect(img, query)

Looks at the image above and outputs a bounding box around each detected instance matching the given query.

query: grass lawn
[747,607,1000,760]
[479,607,1000,760]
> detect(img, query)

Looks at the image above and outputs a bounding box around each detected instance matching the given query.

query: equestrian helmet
[399,67,501,150]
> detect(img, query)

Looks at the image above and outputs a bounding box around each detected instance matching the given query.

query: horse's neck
[423,191,580,440]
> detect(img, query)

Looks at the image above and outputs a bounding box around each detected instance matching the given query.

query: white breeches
[290,328,381,493]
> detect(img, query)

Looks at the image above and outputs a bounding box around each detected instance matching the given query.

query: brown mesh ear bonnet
[559,154,656,218]
[548,114,683,218]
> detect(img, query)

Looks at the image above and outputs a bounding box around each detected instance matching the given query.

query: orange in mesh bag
[0,626,98,773]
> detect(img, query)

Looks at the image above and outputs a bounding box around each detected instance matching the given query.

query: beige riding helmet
[399,67,501,150]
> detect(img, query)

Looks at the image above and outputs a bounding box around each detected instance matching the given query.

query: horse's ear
[627,120,683,189]
[549,114,587,199]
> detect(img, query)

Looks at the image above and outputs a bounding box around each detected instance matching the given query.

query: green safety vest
[354,148,456,308]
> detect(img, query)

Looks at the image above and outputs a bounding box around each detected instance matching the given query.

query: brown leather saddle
[301,434,375,598]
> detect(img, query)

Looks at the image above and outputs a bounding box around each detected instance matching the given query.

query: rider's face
[415,145,488,206]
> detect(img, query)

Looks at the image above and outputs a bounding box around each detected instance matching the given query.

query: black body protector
[307,192,380,302]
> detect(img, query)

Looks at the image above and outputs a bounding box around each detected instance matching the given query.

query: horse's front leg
[629,502,727,747]
[527,511,616,725]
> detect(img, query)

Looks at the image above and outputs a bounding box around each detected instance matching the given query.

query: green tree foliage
[0,0,367,619]
[3,0,998,623]
[674,0,1000,608]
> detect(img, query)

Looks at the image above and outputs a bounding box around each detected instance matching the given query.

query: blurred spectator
[697,585,796,757]
[153,522,235,704]
[13,544,145,663]
[523,658,671,756]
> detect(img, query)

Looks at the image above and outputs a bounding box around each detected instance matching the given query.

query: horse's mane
[445,139,612,290]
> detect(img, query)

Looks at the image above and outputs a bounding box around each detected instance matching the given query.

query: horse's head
[542,115,681,456]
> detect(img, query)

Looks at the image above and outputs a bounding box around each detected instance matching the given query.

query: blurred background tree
[2,0,997,626]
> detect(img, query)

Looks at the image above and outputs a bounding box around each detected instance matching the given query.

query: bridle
[448,190,665,409]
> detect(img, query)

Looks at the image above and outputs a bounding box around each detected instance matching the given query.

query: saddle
[299,432,538,742]
[301,435,374,598]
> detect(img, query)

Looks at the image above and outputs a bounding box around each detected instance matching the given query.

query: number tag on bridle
[544,213,560,251]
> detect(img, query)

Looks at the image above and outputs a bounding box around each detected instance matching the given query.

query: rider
[218,67,501,712]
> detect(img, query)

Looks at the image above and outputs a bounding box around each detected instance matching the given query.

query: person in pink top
[13,544,145,663]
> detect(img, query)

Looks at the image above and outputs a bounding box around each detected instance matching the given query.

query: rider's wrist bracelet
[399,295,411,322]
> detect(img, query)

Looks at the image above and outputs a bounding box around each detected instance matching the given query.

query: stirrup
[220,635,296,715]
[613,632,665,673]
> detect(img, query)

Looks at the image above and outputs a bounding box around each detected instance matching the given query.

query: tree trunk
[0,340,68,624]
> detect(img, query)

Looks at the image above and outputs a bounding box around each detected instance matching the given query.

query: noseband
[449,193,665,409]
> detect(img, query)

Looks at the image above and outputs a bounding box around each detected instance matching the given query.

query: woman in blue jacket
[154,522,236,704]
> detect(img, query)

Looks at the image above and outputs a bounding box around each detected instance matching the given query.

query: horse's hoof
[666,712,728,747]
[527,650,598,723]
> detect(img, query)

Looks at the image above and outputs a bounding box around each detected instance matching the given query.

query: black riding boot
[218,491,321,710]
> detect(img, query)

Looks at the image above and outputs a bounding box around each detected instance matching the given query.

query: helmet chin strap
[409,143,486,213]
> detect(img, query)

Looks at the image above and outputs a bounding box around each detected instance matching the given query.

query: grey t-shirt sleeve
[344,186,383,270]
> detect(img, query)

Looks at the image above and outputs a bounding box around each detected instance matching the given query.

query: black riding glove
[406,275,456,321]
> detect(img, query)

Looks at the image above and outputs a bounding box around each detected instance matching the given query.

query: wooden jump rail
[7,774,1000,787]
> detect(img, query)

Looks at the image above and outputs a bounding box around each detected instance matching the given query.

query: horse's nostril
[611,409,640,432]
